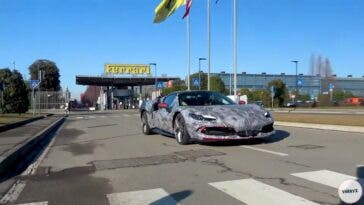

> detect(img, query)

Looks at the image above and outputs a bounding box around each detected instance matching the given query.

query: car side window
[163,94,177,108]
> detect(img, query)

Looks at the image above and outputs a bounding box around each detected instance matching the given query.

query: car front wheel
[174,114,191,145]
[141,112,152,135]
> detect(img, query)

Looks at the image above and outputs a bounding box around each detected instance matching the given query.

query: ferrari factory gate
[76,64,178,110]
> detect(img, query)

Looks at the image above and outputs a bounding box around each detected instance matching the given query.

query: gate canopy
[76,75,179,87]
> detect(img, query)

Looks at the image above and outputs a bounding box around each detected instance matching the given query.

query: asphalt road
[3,110,364,205]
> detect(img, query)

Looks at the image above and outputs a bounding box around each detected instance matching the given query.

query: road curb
[0,116,65,180]
[0,114,53,133]
[275,121,364,133]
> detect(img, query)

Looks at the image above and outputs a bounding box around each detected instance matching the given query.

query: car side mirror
[158,102,168,109]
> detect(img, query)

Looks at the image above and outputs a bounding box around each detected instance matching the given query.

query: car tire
[174,114,191,145]
[141,112,152,135]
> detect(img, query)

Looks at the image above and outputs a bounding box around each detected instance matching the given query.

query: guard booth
[76,64,178,110]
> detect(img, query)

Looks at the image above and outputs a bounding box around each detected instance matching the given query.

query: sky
[1,0,363,99]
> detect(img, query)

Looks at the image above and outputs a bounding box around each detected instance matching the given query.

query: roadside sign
[156,81,164,89]
[297,79,303,87]
[270,85,274,93]
[29,80,39,89]
[192,78,200,87]
[329,83,335,91]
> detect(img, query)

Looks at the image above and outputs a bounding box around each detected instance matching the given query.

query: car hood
[182,104,273,131]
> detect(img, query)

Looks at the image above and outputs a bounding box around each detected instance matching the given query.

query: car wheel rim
[143,124,147,132]
[177,130,182,142]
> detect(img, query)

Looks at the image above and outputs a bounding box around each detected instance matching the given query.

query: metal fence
[30,91,69,114]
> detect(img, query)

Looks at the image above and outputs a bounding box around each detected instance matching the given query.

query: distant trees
[161,79,187,96]
[309,53,333,77]
[0,68,29,114]
[28,59,61,91]
[81,86,100,107]
[332,89,355,102]
[267,79,288,107]
[160,74,226,96]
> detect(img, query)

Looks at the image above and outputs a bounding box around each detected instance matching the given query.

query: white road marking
[209,178,319,205]
[22,121,66,176]
[88,116,96,119]
[122,114,131,117]
[241,145,288,156]
[107,188,180,205]
[0,180,26,204]
[17,202,48,205]
[75,116,83,119]
[292,170,357,188]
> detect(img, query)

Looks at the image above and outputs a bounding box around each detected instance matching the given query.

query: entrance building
[76,64,178,110]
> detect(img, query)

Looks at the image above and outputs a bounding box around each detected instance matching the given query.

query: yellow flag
[154,0,186,23]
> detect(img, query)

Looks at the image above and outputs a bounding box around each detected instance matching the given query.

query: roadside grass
[273,106,364,110]
[0,113,37,125]
[273,113,364,127]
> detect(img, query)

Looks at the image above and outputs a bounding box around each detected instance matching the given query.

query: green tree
[161,79,187,96]
[332,89,355,102]
[210,76,225,93]
[332,89,345,102]
[267,79,287,107]
[297,93,310,102]
[0,68,29,114]
[28,59,61,91]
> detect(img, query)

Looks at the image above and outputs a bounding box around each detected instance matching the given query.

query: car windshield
[178,92,235,106]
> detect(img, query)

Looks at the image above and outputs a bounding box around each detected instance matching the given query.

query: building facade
[214,72,364,97]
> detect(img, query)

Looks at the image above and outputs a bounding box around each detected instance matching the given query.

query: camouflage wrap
[140,91,275,142]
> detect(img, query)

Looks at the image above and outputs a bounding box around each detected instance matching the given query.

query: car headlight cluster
[189,113,217,121]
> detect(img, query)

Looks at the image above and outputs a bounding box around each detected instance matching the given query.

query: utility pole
[207,0,211,90]
[291,60,299,102]
[233,0,238,103]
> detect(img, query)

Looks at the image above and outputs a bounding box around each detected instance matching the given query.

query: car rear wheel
[175,114,190,145]
[141,112,152,135]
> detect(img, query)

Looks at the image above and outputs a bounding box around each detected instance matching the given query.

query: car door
[155,93,177,133]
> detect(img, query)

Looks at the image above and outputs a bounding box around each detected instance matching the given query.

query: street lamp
[149,63,157,90]
[291,60,299,102]
[198,58,206,90]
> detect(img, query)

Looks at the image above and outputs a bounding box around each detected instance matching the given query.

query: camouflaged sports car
[140,91,275,145]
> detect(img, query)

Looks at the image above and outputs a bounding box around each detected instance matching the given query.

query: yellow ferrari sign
[104,64,151,75]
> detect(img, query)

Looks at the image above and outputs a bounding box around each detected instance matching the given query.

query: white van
[227,95,248,105]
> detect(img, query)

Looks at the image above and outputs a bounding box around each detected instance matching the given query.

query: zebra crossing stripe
[17,202,48,205]
[209,178,319,205]
[291,170,357,189]
[107,188,180,205]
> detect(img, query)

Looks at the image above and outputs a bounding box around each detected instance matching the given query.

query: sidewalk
[0,116,63,162]
[275,121,364,134]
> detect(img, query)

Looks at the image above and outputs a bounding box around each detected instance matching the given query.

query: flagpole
[233,0,237,102]
[207,0,211,91]
[187,12,191,90]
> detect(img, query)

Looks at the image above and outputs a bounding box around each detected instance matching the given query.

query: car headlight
[189,113,217,121]
[264,112,271,118]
